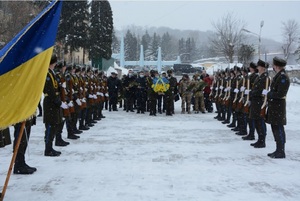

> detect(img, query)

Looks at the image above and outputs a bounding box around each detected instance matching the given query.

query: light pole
[241,20,264,60]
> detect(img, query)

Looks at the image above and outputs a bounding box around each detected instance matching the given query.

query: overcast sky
[110,0,300,42]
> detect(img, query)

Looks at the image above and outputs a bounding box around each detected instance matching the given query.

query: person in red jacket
[201,70,213,113]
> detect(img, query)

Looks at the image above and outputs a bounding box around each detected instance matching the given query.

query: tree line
[1,2,300,67]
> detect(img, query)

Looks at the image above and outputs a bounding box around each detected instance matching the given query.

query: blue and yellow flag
[0,1,63,129]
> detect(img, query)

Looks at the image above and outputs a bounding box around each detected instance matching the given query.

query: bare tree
[209,12,246,63]
[0,1,41,44]
[281,19,300,60]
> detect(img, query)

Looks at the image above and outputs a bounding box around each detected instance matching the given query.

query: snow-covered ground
[1,85,300,201]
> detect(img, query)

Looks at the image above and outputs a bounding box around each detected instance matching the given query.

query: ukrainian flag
[0,1,63,129]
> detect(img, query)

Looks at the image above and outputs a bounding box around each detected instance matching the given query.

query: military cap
[111,72,117,75]
[167,69,173,74]
[50,54,58,65]
[273,57,287,67]
[230,69,236,75]
[87,68,91,73]
[66,64,74,71]
[249,62,257,69]
[242,67,249,73]
[55,62,63,69]
[235,66,241,72]
[81,67,86,72]
[75,67,81,73]
[257,59,267,68]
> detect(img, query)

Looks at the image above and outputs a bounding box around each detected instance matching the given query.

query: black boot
[44,143,61,157]
[55,134,70,146]
[68,133,80,140]
[13,154,35,174]
[242,134,255,140]
[268,142,285,158]
[251,136,265,148]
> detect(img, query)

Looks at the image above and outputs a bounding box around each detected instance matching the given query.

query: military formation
[211,57,290,159]
[0,55,290,175]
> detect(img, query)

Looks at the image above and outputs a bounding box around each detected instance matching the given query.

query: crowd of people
[106,68,214,116]
[0,55,290,176]
[211,57,290,159]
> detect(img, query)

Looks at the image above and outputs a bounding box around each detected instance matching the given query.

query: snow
[1,85,300,201]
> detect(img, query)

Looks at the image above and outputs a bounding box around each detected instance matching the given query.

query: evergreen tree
[89,0,113,67]
[111,30,120,54]
[141,31,151,52]
[161,32,172,60]
[238,44,255,65]
[149,32,160,61]
[124,30,138,61]
[57,0,89,61]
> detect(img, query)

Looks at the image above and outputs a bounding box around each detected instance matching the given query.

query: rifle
[237,77,245,110]
[224,79,231,106]
[260,75,270,118]
[209,78,216,101]
[243,77,250,114]
[59,74,70,117]
[217,79,224,103]
[232,79,239,110]
[68,75,75,113]
[79,75,87,109]
[213,79,219,102]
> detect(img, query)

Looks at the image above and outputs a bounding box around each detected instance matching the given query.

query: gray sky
[110,0,300,42]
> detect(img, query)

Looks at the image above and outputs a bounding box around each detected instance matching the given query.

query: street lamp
[241,20,264,59]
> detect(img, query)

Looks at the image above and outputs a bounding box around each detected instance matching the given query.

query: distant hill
[115,25,283,54]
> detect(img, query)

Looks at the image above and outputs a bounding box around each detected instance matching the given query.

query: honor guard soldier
[266,57,290,158]
[242,62,259,140]
[54,62,71,146]
[78,67,89,130]
[43,55,64,156]
[249,60,270,148]
[65,65,80,139]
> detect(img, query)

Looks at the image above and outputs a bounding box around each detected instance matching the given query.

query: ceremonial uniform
[266,57,290,158]
[43,55,63,156]
[249,60,269,148]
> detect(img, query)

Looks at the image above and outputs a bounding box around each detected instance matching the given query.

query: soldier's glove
[105,93,109,97]
[234,88,239,93]
[240,86,245,92]
[262,89,269,96]
[81,98,86,103]
[68,101,74,107]
[99,92,104,96]
[244,89,250,95]
[62,82,66,88]
[93,94,97,99]
[88,94,93,98]
[220,86,224,90]
[76,99,82,106]
[60,102,68,109]
[215,87,218,90]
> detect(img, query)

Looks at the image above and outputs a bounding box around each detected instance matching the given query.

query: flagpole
[0,121,26,201]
